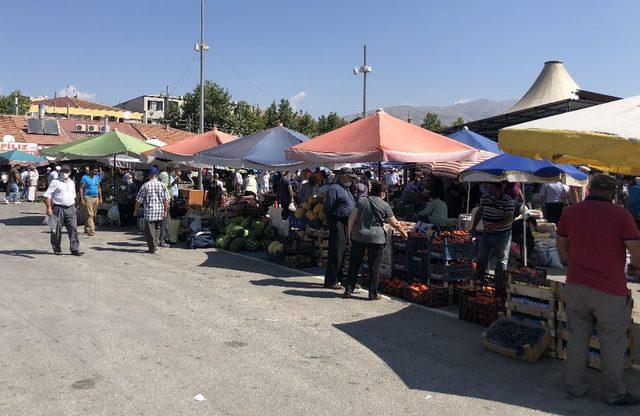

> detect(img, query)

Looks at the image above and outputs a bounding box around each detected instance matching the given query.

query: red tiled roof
[31,96,124,112]
[0,115,193,147]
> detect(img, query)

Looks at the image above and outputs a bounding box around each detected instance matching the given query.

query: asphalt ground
[1,200,640,415]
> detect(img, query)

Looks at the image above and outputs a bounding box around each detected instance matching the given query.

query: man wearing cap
[557,174,640,406]
[323,168,356,289]
[43,165,82,256]
[79,166,102,236]
[135,167,169,254]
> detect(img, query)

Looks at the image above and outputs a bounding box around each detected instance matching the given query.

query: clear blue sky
[1,0,639,116]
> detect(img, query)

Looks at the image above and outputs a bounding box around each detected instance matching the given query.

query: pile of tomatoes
[431,230,472,245]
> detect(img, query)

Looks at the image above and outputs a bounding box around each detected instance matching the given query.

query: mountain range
[344,98,518,126]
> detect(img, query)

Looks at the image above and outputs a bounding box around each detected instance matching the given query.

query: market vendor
[471,182,515,280]
[556,174,640,406]
[417,189,448,226]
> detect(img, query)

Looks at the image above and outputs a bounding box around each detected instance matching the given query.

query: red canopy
[146,127,237,158]
[286,110,476,163]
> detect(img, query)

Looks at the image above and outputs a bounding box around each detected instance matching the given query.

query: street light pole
[353,45,373,119]
[194,0,210,190]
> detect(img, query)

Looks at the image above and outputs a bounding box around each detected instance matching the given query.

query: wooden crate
[482,318,553,363]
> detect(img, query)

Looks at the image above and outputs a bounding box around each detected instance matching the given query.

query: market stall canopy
[447,127,502,154]
[424,150,497,178]
[499,95,640,175]
[195,125,309,169]
[459,153,588,185]
[0,149,48,167]
[145,127,238,164]
[286,110,477,164]
[41,130,156,160]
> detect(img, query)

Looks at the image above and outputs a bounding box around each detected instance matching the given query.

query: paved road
[1,201,639,415]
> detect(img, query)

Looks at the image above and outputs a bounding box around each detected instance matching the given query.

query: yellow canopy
[498,96,640,175]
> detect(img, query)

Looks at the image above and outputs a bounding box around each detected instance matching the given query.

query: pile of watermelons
[214,217,276,253]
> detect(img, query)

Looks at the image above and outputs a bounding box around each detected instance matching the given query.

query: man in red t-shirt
[557,174,640,406]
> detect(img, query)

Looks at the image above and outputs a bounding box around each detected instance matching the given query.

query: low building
[28,96,143,123]
[115,94,185,124]
[0,115,194,149]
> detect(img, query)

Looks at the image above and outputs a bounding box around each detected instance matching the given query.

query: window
[147,100,164,111]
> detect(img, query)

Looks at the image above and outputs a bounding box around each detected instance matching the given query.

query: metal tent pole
[522,182,527,266]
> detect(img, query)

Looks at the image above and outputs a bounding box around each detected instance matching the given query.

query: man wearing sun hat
[557,174,640,406]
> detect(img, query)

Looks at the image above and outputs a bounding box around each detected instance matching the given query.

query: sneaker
[608,392,640,406]
[324,284,342,290]
[342,290,353,299]
[14,200,21,204]
[53,250,62,256]
[3,199,8,205]
[70,251,84,256]
[145,249,157,254]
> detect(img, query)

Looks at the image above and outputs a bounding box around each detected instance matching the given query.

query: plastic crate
[430,263,475,282]
[429,242,476,260]
[282,254,316,269]
[407,254,428,277]
[392,235,408,251]
[288,217,307,230]
[403,285,449,308]
[459,292,505,326]
[407,235,430,251]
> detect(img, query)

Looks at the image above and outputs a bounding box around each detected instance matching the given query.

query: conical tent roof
[507,61,579,113]
[286,110,476,163]
[195,125,309,169]
[499,95,640,175]
[144,127,238,164]
[41,130,156,159]
[0,149,48,166]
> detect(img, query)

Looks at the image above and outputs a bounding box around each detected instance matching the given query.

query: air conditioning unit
[87,125,99,133]
[75,124,87,132]
[99,126,110,133]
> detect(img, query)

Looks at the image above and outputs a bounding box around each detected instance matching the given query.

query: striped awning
[423,150,497,178]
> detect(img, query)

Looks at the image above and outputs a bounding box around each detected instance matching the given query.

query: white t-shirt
[540,182,569,204]
[43,178,76,206]
[385,172,399,186]
[233,172,244,186]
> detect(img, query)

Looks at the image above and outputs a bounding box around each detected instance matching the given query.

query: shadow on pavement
[0,216,46,226]
[283,289,340,299]
[334,305,640,415]
[198,250,305,278]
[90,246,146,254]
[0,249,51,258]
[250,278,324,289]
[107,241,147,247]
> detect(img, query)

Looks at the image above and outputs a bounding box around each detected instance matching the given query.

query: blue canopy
[448,127,502,153]
[0,149,47,166]
[195,126,310,169]
[459,153,588,185]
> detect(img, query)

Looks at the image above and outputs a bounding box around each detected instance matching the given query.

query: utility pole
[164,84,170,130]
[194,0,209,190]
[353,45,373,119]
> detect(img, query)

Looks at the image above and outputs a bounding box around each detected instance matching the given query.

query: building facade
[28,96,143,122]
[115,94,184,124]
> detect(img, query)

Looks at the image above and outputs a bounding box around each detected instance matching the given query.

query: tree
[0,90,30,115]
[277,99,296,128]
[451,117,465,127]
[231,100,266,136]
[317,112,347,135]
[263,101,279,128]
[162,101,181,128]
[420,112,444,132]
[181,81,234,132]
[294,112,318,137]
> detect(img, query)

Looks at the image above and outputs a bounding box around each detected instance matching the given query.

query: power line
[217,57,277,101]
[172,55,198,93]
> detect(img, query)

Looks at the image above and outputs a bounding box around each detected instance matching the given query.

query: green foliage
[231,100,266,136]
[317,112,347,135]
[294,112,318,137]
[182,81,234,132]
[451,117,465,127]
[0,90,30,115]
[263,102,279,128]
[420,112,444,132]
[162,101,182,128]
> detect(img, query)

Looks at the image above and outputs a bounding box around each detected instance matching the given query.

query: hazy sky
[1,0,638,116]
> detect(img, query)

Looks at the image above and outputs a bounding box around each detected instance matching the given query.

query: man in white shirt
[43,165,82,256]
[539,181,569,224]
[233,170,244,195]
[385,168,400,187]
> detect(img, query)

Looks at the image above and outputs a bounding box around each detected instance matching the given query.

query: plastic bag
[190,214,202,232]
[288,202,297,212]
[48,214,59,232]
[108,204,120,221]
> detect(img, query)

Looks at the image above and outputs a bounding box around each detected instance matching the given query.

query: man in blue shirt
[323,168,356,289]
[80,166,102,236]
[625,177,640,228]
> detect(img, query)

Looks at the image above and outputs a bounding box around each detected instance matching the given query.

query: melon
[230,238,244,252]
[301,202,312,211]
[294,208,306,219]
[313,203,324,214]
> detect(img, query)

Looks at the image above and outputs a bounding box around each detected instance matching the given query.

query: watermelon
[215,236,226,248]
[229,216,245,225]
[230,237,244,252]
[260,239,272,251]
[244,238,259,251]
[263,227,275,240]
[219,235,232,250]
[252,221,265,231]
[228,225,246,238]
[249,228,263,240]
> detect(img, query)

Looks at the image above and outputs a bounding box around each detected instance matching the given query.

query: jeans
[344,240,385,299]
[160,211,171,244]
[476,230,511,276]
[51,205,79,253]
[6,183,19,202]
[20,185,28,199]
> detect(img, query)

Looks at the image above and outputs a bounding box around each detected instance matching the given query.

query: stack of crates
[307,226,329,267]
[555,284,634,370]
[428,239,475,284]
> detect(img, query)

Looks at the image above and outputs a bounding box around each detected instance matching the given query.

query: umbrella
[460,153,588,266]
[448,127,502,154]
[195,125,309,169]
[286,110,476,164]
[498,95,640,175]
[41,130,156,160]
[0,150,48,167]
[145,127,237,165]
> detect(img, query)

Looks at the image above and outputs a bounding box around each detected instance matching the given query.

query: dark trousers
[118,203,134,228]
[160,211,171,244]
[144,220,161,252]
[544,202,565,224]
[345,240,385,299]
[324,219,350,287]
[51,205,79,253]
